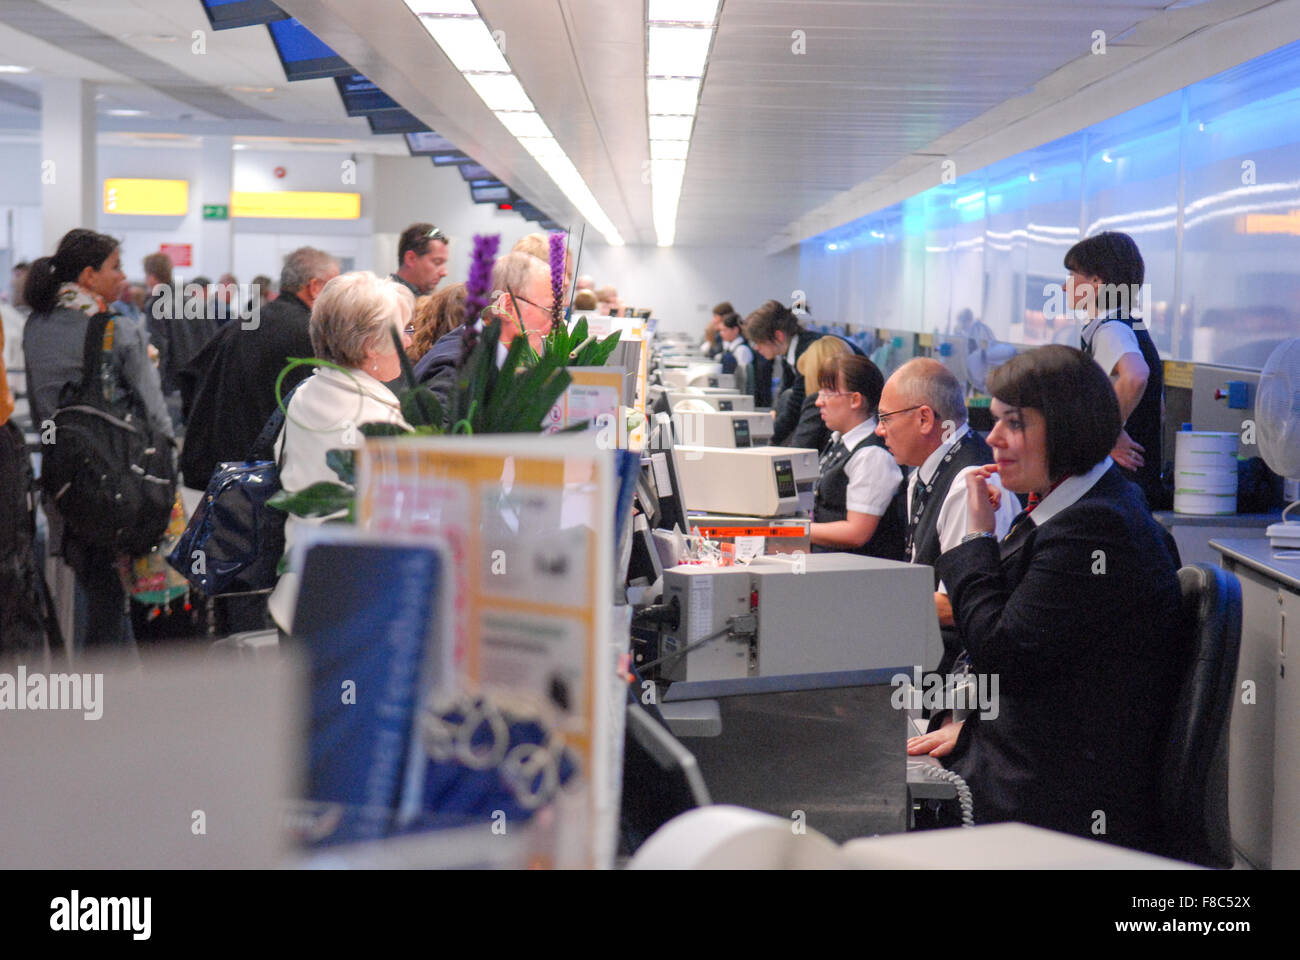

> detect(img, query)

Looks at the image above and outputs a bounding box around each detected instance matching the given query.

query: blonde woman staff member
[809,354,906,560]
[269,272,414,634]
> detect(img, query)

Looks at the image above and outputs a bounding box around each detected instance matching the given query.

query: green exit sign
[202,204,229,220]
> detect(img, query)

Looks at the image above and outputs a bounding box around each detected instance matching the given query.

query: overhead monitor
[431,152,474,166]
[404,131,458,156]
[367,110,429,135]
[470,181,512,204]
[456,163,495,181]
[200,0,288,30]
[334,74,402,116]
[267,18,352,82]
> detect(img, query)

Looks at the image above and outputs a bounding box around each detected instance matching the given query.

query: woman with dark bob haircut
[908,345,1183,855]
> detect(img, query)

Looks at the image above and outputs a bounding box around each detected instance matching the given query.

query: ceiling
[0,0,1297,248]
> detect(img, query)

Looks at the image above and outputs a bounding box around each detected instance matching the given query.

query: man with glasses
[415,252,554,417]
[392,223,450,297]
[874,358,1019,673]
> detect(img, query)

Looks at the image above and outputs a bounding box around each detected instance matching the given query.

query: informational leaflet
[356,434,621,868]
[543,367,623,441]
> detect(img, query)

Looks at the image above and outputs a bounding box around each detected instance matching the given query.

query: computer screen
[431,152,474,166]
[268,18,352,82]
[456,163,495,181]
[200,0,288,31]
[470,182,512,204]
[367,110,429,135]
[334,74,402,116]
[405,131,458,156]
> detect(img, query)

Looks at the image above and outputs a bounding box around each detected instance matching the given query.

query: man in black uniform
[1064,231,1165,509]
[875,358,1020,674]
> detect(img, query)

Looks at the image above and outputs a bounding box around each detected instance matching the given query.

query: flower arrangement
[548,230,566,331]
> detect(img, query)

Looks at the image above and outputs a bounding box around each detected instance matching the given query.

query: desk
[1154,511,1277,568]
[1210,537,1300,869]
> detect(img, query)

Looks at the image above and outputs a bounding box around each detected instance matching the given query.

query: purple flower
[548,231,566,329]
[464,233,501,325]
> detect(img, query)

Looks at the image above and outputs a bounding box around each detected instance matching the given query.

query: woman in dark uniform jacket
[907,345,1183,855]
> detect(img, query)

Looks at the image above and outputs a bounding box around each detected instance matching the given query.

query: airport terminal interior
[1,0,1299,874]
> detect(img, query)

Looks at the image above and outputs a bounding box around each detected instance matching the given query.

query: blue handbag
[166,392,294,596]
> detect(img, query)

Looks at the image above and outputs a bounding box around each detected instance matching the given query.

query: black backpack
[0,419,58,659]
[39,311,177,558]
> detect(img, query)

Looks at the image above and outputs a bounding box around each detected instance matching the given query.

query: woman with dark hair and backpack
[24,229,174,655]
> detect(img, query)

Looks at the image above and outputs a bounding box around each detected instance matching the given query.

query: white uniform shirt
[1081,314,1141,379]
[907,423,1022,592]
[723,335,754,369]
[834,417,904,516]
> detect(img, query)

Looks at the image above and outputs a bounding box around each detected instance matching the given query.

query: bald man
[874,358,1020,674]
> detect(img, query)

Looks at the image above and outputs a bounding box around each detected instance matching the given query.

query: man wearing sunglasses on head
[392,223,450,297]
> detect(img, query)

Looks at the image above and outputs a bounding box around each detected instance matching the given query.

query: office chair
[1160,563,1242,868]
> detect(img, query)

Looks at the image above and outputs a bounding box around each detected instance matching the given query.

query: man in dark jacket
[179,247,338,490]
[392,223,449,298]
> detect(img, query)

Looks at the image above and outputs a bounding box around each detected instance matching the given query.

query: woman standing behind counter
[808,354,907,560]
[907,345,1183,855]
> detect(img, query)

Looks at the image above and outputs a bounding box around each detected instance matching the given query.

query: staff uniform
[719,333,754,373]
[933,458,1183,854]
[1081,311,1164,508]
[906,423,1021,674]
[812,416,907,560]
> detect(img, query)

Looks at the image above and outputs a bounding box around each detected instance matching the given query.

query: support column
[197,136,233,278]
[40,78,96,252]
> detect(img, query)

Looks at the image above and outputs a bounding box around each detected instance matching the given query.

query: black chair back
[1161,563,1242,868]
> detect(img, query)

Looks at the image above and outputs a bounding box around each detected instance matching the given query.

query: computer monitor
[642,450,687,533]
[619,699,710,855]
[334,74,402,116]
[200,0,288,30]
[405,131,459,156]
[268,18,352,82]
[432,153,475,166]
[470,181,512,204]
[367,110,429,135]
[456,164,496,181]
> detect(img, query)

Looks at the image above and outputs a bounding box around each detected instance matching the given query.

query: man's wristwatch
[961,531,996,544]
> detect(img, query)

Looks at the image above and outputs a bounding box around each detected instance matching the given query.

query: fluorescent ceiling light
[651,140,689,161]
[418,16,511,73]
[0,65,31,74]
[648,0,720,24]
[647,77,701,115]
[403,0,478,14]
[495,111,552,138]
[649,115,693,140]
[465,73,535,112]
[518,136,566,159]
[106,109,147,117]
[535,154,623,245]
[648,25,712,77]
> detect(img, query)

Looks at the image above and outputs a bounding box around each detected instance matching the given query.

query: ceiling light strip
[646,1,720,246]
[403,0,623,245]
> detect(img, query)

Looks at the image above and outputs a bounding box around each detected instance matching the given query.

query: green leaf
[268,481,355,519]
[398,385,446,431]
[325,449,355,485]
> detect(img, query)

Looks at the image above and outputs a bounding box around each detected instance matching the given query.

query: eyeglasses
[403,323,417,336]
[876,404,924,427]
[426,227,447,243]
[514,294,557,314]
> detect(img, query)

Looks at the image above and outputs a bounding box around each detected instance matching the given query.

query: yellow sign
[230,190,361,220]
[103,179,189,216]
[1165,360,1194,390]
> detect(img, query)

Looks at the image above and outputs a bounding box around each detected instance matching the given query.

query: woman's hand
[1111,429,1145,471]
[964,464,1001,535]
[907,717,965,758]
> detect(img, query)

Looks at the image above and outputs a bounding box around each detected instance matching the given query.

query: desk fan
[1257,338,1300,549]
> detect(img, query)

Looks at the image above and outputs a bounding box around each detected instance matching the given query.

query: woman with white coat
[268,271,414,634]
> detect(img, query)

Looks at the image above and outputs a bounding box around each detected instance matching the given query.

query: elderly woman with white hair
[268,271,414,634]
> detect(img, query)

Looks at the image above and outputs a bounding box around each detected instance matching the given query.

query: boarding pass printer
[652,554,942,695]
[671,408,774,448]
[672,445,819,516]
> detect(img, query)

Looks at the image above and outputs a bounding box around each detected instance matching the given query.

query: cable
[635,623,733,673]
[907,760,976,828]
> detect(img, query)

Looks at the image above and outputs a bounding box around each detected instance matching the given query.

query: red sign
[159,243,192,267]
